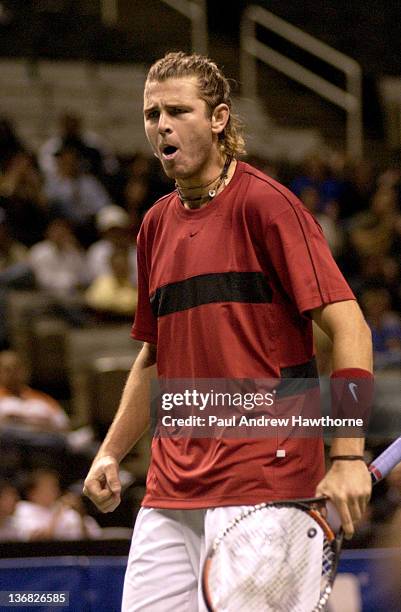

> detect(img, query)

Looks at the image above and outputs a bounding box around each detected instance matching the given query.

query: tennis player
[84,52,374,611]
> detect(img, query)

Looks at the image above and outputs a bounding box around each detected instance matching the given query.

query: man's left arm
[311,299,373,539]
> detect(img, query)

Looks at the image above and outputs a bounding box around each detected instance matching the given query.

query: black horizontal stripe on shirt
[150,271,273,317]
[280,358,318,379]
[277,357,319,397]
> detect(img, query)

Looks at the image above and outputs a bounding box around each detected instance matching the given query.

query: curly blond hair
[146,52,246,157]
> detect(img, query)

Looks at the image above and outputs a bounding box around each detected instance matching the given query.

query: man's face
[143,77,215,182]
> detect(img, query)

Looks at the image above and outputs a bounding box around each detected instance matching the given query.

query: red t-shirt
[132,161,355,508]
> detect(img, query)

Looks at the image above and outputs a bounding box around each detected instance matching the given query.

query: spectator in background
[0,117,24,170]
[121,154,175,224]
[44,143,112,246]
[290,152,344,210]
[29,218,90,327]
[0,210,27,272]
[0,478,20,541]
[348,254,385,298]
[382,256,401,312]
[360,287,401,369]
[0,212,33,349]
[87,205,137,285]
[129,152,151,177]
[0,349,97,483]
[39,112,118,181]
[349,254,401,313]
[0,209,34,290]
[0,351,69,432]
[29,218,88,298]
[124,174,151,234]
[378,165,401,196]
[340,158,377,219]
[0,351,72,478]
[85,247,138,318]
[124,153,175,207]
[0,150,48,246]
[300,185,344,258]
[348,186,400,258]
[14,469,101,540]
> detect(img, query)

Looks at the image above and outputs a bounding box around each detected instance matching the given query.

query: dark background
[0,1,399,75]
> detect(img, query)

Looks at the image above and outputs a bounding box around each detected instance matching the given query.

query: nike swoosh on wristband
[348,382,358,402]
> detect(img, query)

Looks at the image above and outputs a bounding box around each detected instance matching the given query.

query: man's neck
[177,157,237,210]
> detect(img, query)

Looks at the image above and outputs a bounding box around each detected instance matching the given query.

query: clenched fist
[83,455,122,513]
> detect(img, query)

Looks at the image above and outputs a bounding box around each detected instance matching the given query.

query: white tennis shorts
[121,505,251,612]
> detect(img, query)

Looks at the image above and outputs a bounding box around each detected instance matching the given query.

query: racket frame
[202,499,342,612]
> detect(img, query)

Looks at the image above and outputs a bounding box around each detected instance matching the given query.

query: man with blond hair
[84,52,373,611]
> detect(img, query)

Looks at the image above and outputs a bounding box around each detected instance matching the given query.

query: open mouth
[161,145,178,160]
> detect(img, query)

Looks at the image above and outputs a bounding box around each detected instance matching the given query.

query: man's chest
[148,208,263,292]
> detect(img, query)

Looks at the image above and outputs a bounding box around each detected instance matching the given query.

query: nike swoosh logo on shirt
[348,382,358,402]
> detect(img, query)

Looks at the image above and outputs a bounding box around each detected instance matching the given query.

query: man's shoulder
[239,161,305,220]
[141,190,177,229]
[241,162,299,202]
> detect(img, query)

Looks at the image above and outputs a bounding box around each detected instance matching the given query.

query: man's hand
[83,455,122,513]
[316,460,372,539]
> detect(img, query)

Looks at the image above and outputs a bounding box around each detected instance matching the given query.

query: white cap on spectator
[96,205,129,232]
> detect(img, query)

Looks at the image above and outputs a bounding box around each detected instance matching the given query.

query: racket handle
[369,436,401,483]
[326,500,342,533]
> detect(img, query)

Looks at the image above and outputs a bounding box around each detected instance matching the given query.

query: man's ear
[211,104,230,135]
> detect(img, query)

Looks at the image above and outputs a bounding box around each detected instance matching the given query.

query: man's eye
[171,108,186,115]
[146,111,159,120]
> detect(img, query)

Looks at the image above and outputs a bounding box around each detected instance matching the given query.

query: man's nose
[158,112,172,134]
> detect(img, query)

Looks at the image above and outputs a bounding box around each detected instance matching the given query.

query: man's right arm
[83,342,157,513]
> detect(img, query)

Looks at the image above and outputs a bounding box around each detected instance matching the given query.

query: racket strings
[206,506,335,612]
[229,531,297,610]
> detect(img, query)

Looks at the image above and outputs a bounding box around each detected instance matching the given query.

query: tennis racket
[202,436,401,612]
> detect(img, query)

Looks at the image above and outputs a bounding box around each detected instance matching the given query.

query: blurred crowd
[0,468,101,541]
[0,112,174,343]
[0,111,400,543]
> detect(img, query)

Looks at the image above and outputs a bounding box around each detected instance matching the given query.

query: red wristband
[331,368,374,380]
[330,368,374,435]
